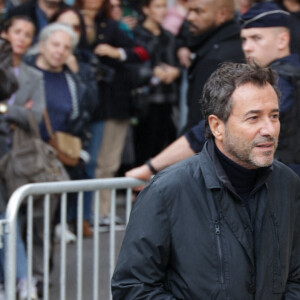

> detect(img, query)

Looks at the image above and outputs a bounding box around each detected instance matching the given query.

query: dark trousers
[133,103,177,166]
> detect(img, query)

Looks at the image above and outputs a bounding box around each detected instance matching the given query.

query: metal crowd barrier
[3,177,146,300]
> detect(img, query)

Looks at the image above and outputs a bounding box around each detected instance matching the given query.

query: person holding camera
[74,0,149,225]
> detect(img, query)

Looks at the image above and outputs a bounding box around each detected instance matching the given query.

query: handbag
[43,110,82,166]
[0,37,19,101]
[0,112,69,197]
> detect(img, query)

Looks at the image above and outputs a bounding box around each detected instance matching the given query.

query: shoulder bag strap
[43,110,53,137]
[12,111,40,149]
[26,111,41,139]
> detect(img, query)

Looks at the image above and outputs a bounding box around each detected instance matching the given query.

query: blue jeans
[0,213,27,282]
[67,121,105,222]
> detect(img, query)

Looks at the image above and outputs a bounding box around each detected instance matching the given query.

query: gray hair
[38,22,78,50]
[201,62,281,139]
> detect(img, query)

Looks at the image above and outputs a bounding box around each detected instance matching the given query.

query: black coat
[112,140,300,299]
[132,24,179,104]
[93,13,148,120]
[186,20,244,131]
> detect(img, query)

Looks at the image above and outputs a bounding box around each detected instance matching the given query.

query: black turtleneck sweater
[215,146,258,200]
[215,144,265,218]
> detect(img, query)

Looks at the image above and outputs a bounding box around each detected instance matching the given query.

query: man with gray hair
[112,62,300,299]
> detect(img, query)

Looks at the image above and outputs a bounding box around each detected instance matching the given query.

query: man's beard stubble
[224,130,278,169]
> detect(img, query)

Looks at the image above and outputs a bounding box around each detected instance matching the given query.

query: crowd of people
[0,0,300,298]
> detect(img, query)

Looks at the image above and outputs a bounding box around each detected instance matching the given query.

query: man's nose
[242,40,252,52]
[186,11,195,22]
[259,118,278,137]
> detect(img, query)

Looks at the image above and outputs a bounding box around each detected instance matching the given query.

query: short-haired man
[178,0,244,130]
[112,62,300,299]
[126,1,300,182]
[241,2,300,175]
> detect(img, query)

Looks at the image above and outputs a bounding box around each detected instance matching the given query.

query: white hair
[39,22,78,49]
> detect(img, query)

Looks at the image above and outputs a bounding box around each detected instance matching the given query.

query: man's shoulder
[272,159,300,184]
[208,20,241,47]
[194,20,243,65]
[151,153,209,190]
[214,22,243,57]
[218,20,240,39]
[271,55,300,78]
[134,155,207,210]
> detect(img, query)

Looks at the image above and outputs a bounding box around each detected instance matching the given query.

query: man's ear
[208,115,225,141]
[215,8,229,26]
[277,30,290,51]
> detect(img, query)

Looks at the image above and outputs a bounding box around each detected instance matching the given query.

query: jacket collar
[200,139,272,196]
[199,139,273,266]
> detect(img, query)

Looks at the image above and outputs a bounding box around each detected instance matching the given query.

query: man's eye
[271,114,279,120]
[248,116,258,121]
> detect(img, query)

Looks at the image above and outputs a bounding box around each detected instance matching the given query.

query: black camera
[90,56,115,83]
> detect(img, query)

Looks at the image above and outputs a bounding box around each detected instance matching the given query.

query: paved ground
[49,230,125,300]
[48,199,127,300]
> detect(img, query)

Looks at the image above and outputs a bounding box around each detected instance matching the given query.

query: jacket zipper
[271,213,282,279]
[215,220,225,284]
